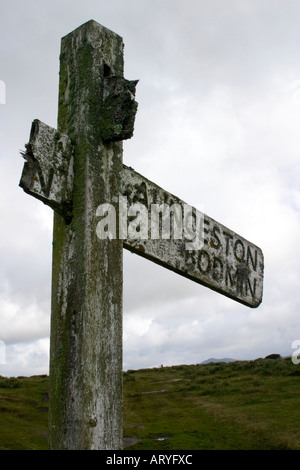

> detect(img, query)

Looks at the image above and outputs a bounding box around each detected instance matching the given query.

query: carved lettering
[247,246,258,271]
[234,239,245,262]
[223,231,234,256]
[249,278,257,297]
[19,120,73,222]
[225,263,234,288]
[198,249,211,274]
[211,225,221,249]
[212,256,223,281]
[203,218,210,245]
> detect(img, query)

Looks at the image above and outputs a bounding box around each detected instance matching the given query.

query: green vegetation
[0,375,48,450]
[1,358,300,450]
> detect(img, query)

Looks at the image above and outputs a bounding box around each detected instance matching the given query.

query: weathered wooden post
[49,21,123,450]
[20,20,138,450]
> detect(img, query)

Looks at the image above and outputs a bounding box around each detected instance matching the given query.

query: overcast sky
[1,0,300,376]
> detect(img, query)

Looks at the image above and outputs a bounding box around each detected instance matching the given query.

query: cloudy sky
[1,0,300,376]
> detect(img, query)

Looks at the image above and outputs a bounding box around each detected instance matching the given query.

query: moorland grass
[0,358,299,450]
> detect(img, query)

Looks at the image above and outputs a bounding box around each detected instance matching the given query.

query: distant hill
[201,357,236,364]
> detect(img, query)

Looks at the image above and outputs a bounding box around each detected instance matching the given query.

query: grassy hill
[0,357,300,450]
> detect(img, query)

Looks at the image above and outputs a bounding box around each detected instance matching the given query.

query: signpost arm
[49,20,124,450]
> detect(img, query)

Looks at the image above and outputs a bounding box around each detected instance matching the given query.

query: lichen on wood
[19,119,73,223]
[100,76,138,142]
[47,20,128,450]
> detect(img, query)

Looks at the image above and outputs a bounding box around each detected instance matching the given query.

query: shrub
[0,377,22,389]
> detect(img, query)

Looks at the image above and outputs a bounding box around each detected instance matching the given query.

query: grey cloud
[1,0,300,376]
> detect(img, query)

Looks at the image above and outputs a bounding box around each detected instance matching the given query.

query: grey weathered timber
[21,119,263,308]
[51,20,134,450]
[20,20,138,450]
[51,21,125,450]
[121,165,263,308]
[19,119,73,222]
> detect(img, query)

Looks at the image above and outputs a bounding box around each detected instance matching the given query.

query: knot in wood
[100,76,138,142]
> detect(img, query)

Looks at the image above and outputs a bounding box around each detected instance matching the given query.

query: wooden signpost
[19,20,264,450]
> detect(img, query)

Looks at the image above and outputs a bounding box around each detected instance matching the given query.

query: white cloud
[0,295,50,344]
[0,339,49,377]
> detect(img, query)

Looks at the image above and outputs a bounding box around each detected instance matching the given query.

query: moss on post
[49,20,126,450]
